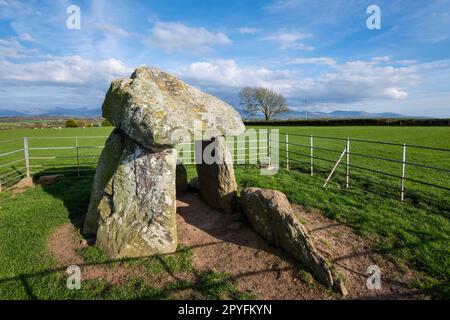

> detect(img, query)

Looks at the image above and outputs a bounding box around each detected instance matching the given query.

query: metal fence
[0,136,107,192]
[280,133,450,202]
[1,134,449,205]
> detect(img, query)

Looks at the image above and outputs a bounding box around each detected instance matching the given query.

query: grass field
[0,126,449,299]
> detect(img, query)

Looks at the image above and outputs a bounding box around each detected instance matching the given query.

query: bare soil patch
[47,192,421,299]
[177,193,420,300]
[11,177,34,197]
[47,224,129,284]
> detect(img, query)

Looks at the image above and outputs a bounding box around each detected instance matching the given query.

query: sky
[0,0,449,117]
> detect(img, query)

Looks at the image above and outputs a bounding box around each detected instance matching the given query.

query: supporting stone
[176,163,188,195]
[196,137,238,214]
[83,129,177,259]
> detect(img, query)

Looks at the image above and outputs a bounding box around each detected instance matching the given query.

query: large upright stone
[102,66,245,149]
[196,137,238,214]
[83,129,177,259]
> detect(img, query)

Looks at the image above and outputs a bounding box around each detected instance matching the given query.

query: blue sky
[0,0,449,116]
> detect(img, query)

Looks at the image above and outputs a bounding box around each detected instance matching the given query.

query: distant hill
[0,110,28,117]
[239,109,428,120]
[38,108,101,117]
[0,107,427,120]
[0,108,101,118]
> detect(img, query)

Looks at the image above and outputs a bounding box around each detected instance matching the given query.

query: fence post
[268,132,271,167]
[401,144,407,202]
[24,137,30,179]
[75,137,80,177]
[285,133,289,170]
[345,138,350,189]
[310,135,314,176]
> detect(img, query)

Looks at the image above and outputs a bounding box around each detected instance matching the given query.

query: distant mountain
[0,109,28,117]
[38,108,101,117]
[240,109,427,120]
[0,108,101,118]
[0,107,427,120]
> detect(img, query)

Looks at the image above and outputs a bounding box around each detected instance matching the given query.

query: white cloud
[146,21,231,53]
[286,57,336,66]
[0,38,26,58]
[263,0,302,11]
[18,33,35,42]
[263,30,314,50]
[0,55,132,87]
[238,27,260,35]
[178,58,429,104]
[95,23,132,37]
[179,59,291,89]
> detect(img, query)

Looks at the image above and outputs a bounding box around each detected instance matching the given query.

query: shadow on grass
[26,166,426,299]
[34,167,95,233]
[0,243,259,300]
[287,163,450,218]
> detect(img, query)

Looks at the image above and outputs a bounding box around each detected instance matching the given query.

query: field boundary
[244,118,450,127]
[1,134,449,205]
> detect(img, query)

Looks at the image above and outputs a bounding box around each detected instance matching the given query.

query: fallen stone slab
[240,187,348,295]
[102,66,245,148]
[83,129,177,259]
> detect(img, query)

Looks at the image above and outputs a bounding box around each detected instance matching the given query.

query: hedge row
[244,118,450,127]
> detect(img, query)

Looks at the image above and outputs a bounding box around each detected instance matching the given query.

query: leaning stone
[196,137,238,214]
[176,163,188,195]
[102,66,245,148]
[83,129,177,259]
[240,187,348,296]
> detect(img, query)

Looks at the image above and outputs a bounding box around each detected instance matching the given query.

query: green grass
[122,245,194,276]
[0,175,255,300]
[195,270,256,300]
[238,166,449,297]
[0,126,449,299]
[0,128,113,190]
[77,246,109,265]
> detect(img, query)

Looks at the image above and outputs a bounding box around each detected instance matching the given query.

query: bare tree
[239,87,288,121]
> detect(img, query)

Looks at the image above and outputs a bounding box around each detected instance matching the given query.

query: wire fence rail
[0,134,449,204]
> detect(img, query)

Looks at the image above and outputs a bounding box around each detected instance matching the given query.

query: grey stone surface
[240,187,348,295]
[102,66,245,148]
[196,137,238,214]
[83,129,177,259]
